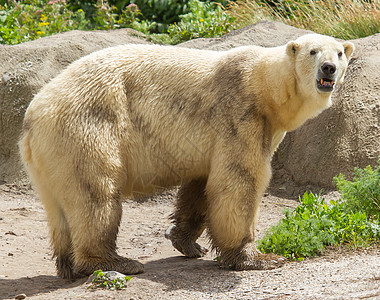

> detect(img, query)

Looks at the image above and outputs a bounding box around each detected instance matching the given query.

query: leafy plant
[258,160,380,260]
[167,0,236,43]
[258,192,334,260]
[0,0,153,44]
[118,3,157,34]
[66,0,190,33]
[334,158,380,222]
[0,0,88,45]
[88,270,132,290]
[130,0,190,33]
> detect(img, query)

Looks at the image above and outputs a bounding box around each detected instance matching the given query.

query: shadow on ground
[137,255,242,293]
[0,256,243,299]
[0,275,85,300]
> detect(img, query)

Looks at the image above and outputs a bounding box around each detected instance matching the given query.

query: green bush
[0,0,88,45]
[167,0,236,43]
[65,0,150,31]
[0,0,155,44]
[335,159,380,222]
[258,160,380,260]
[0,0,231,45]
[88,0,157,32]
[131,0,189,33]
[66,0,190,33]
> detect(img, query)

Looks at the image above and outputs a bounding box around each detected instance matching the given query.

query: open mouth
[316,78,335,92]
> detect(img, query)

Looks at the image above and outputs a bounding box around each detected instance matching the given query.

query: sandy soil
[1,184,379,300]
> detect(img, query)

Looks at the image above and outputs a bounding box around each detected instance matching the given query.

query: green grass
[227,0,380,40]
[258,158,380,260]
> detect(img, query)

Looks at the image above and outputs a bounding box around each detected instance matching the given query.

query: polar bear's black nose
[321,62,336,75]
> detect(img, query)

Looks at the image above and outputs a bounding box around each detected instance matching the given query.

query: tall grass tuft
[228,0,380,40]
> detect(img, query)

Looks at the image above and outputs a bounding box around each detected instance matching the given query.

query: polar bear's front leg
[206,149,286,270]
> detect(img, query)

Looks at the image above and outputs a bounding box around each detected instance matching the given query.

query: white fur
[19,34,354,276]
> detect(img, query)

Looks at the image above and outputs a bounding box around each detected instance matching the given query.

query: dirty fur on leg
[166,178,209,258]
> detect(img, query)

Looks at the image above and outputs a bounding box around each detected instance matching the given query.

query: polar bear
[19,34,354,279]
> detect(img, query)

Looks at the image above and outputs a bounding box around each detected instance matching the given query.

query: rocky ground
[1,184,379,300]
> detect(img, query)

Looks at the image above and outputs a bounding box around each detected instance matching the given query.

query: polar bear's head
[286,34,354,96]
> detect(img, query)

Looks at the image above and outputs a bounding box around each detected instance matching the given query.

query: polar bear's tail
[19,118,33,165]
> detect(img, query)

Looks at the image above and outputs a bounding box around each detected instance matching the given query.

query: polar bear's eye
[310,50,316,55]
[338,51,343,58]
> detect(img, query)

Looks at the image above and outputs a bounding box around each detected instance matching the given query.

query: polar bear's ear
[337,42,356,84]
[343,41,355,60]
[286,41,300,58]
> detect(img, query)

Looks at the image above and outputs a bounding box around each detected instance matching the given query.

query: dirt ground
[1,183,379,300]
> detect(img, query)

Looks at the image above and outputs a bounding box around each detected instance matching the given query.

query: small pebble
[14,294,26,300]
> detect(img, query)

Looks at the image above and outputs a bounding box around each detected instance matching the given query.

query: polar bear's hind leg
[166,178,209,258]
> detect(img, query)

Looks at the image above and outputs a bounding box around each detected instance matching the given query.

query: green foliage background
[67,0,191,32]
[0,0,236,44]
[1,0,379,45]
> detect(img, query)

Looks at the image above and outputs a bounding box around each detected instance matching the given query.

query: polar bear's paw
[171,239,208,258]
[73,255,144,279]
[219,243,286,271]
[165,224,208,258]
[232,252,287,270]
